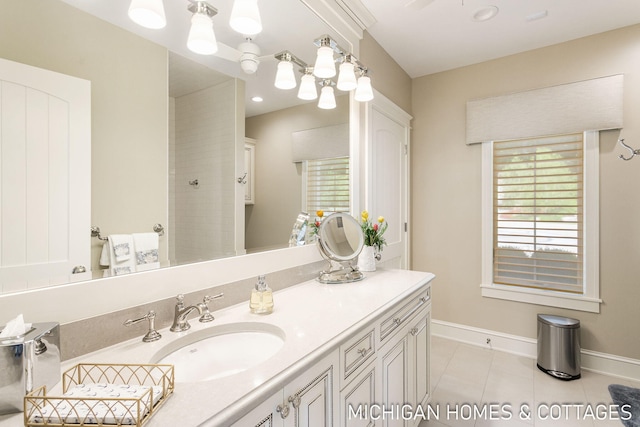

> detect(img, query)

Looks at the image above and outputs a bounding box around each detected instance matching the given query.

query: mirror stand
[318,260,364,284]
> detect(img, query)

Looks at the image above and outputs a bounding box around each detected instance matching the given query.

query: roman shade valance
[292,123,349,162]
[466,74,623,145]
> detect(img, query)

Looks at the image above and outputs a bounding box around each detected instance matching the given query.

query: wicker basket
[23,364,174,427]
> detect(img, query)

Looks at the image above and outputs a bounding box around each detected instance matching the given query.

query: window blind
[493,133,584,294]
[306,157,350,213]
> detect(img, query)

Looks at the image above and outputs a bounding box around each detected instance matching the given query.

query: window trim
[480,131,601,313]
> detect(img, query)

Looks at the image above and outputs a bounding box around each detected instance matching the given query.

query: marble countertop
[1,268,434,427]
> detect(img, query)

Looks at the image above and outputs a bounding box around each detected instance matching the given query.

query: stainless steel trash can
[537,314,580,380]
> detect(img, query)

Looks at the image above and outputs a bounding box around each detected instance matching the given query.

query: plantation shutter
[493,133,584,294]
[306,157,350,213]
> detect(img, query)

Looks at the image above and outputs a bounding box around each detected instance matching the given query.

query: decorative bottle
[249,275,274,314]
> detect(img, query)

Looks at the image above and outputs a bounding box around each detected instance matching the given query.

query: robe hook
[618,139,640,161]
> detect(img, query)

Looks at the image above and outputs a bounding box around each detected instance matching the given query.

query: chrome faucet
[170,293,224,332]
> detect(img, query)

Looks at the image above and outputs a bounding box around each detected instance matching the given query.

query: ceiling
[360,0,640,78]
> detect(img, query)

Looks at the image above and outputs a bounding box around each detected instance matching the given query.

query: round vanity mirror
[316,213,365,283]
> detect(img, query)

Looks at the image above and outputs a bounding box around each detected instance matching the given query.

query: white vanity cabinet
[227,274,432,427]
[235,351,340,427]
[377,287,431,427]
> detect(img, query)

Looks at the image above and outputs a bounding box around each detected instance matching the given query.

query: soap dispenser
[250,275,274,314]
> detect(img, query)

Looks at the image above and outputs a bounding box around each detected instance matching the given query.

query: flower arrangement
[309,210,324,236]
[360,210,387,252]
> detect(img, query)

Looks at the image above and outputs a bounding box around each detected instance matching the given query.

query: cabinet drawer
[380,287,430,343]
[340,328,375,383]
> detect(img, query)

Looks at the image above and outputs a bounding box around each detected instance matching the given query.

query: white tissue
[0,314,31,338]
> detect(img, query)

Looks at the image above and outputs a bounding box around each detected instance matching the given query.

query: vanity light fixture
[313,36,337,79]
[229,0,262,36]
[274,52,297,90]
[274,36,374,106]
[187,2,218,55]
[354,69,374,102]
[298,69,318,100]
[128,0,166,29]
[318,80,337,110]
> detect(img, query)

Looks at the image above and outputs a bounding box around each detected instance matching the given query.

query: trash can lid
[537,314,580,328]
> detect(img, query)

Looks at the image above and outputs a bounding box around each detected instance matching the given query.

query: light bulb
[274,61,296,90]
[313,46,336,78]
[337,62,357,91]
[187,12,218,55]
[354,75,374,102]
[230,0,262,35]
[298,74,318,100]
[318,85,336,109]
[128,0,166,29]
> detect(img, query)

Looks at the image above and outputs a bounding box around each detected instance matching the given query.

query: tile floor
[420,336,640,427]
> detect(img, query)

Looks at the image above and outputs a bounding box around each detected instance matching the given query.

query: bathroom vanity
[1,269,433,427]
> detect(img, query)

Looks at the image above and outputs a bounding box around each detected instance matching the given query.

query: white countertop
[1,268,434,427]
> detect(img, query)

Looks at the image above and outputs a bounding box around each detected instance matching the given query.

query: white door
[0,58,91,293]
[365,93,411,269]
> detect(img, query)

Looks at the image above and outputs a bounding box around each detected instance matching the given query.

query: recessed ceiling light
[251,96,263,102]
[525,10,548,22]
[472,5,499,22]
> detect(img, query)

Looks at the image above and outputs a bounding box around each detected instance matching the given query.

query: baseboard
[432,319,640,381]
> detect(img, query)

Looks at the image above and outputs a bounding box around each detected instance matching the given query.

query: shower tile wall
[171,80,237,264]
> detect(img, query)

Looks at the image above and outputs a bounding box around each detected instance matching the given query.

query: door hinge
[404,222,408,232]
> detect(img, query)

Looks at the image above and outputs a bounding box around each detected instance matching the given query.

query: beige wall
[0,0,169,271]
[359,31,413,115]
[412,24,640,359]
[245,96,349,251]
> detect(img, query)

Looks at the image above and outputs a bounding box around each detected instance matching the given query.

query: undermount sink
[150,322,285,382]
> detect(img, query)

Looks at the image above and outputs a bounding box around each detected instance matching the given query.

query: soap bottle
[250,275,274,314]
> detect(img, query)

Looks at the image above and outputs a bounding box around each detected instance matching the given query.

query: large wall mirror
[0,0,352,295]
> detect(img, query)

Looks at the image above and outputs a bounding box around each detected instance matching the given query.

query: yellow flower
[316,210,324,218]
[378,216,385,223]
[361,210,369,221]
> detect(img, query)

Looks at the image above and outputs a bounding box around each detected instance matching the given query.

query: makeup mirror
[316,212,364,283]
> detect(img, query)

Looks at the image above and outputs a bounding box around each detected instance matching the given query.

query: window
[481,132,601,312]
[303,157,350,214]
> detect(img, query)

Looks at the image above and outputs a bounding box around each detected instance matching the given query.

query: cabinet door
[244,139,256,205]
[378,335,408,427]
[233,391,284,427]
[340,362,376,427]
[285,352,339,427]
[408,307,431,421]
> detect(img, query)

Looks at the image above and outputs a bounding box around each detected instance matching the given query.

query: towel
[133,233,160,272]
[100,236,137,276]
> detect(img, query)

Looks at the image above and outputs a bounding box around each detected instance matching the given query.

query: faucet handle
[199,292,224,323]
[176,294,185,307]
[124,310,162,343]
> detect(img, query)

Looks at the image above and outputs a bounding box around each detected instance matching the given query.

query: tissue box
[0,322,60,415]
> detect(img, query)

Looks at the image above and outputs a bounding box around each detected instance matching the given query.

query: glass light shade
[187,13,218,55]
[337,62,358,91]
[297,74,318,100]
[318,86,336,110]
[354,75,374,102]
[274,61,296,90]
[128,0,166,29]
[229,0,262,35]
[313,46,336,78]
